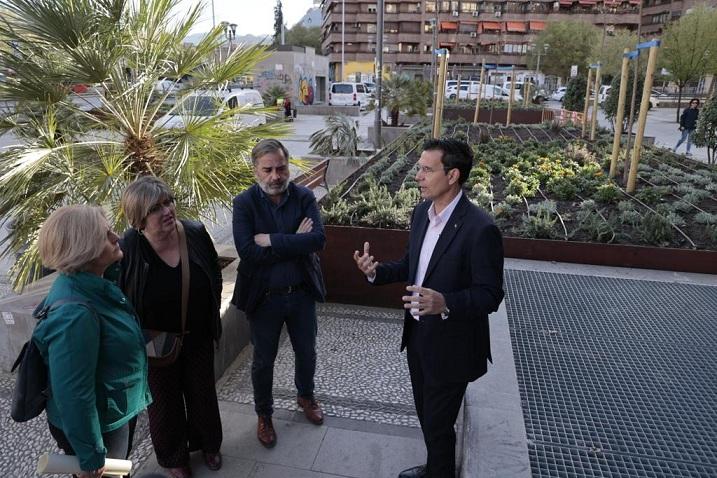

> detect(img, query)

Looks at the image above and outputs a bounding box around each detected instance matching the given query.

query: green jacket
[33,272,151,470]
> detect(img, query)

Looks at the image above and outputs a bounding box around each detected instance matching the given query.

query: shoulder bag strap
[176,221,190,335]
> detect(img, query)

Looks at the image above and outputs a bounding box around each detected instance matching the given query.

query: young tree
[562,76,587,112]
[285,25,322,51]
[309,115,358,156]
[0,0,287,289]
[693,94,717,164]
[273,0,284,47]
[528,21,599,81]
[590,30,638,81]
[602,69,644,133]
[660,5,717,122]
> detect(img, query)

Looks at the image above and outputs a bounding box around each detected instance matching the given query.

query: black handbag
[144,221,190,368]
[11,298,94,422]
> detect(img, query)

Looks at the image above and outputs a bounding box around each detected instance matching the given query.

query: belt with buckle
[264,283,306,297]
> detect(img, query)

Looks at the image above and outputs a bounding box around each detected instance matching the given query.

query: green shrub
[593,183,620,203]
[521,212,557,239]
[504,194,523,205]
[546,176,578,200]
[639,213,673,245]
[563,76,587,112]
[617,200,636,212]
[634,188,662,205]
[673,200,693,213]
[493,202,514,219]
[695,212,717,225]
[683,190,710,204]
[619,210,642,226]
[321,199,354,225]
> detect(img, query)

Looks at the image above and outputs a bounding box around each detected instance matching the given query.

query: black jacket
[118,219,223,341]
[680,107,699,130]
[231,183,326,314]
[372,194,504,383]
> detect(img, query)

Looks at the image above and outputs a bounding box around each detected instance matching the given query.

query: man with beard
[232,139,327,448]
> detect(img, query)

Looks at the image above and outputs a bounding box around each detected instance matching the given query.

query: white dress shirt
[410,191,463,320]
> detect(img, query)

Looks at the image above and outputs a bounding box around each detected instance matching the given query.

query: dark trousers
[407,328,468,478]
[48,417,135,477]
[248,289,317,416]
[146,332,222,468]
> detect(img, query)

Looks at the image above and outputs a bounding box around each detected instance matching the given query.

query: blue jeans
[248,289,317,416]
[674,128,694,153]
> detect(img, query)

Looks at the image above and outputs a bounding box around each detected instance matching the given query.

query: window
[400,22,421,34]
[451,1,459,10]
[385,22,399,33]
[461,2,478,12]
[406,2,419,12]
[386,3,397,13]
[367,23,377,33]
[424,21,435,33]
[440,1,450,11]
[356,84,366,93]
[426,1,436,12]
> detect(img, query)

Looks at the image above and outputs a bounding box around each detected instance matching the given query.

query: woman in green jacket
[33,205,151,478]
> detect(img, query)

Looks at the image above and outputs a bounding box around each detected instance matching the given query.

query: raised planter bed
[320,225,717,308]
[443,106,546,124]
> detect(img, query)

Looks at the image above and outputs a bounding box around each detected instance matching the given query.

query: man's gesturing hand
[402,285,446,315]
[353,242,378,280]
[296,217,313,234]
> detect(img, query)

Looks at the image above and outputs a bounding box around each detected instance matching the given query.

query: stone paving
[218,303,417,428]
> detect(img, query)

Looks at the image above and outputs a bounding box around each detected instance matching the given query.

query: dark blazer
[118,219,224,341]
[373,193,504,383]
[231,182,327,314]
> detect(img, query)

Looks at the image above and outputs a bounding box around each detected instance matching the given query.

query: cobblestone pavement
[218,302,418,428]
[505,269,717,478]
[0,302,415,476]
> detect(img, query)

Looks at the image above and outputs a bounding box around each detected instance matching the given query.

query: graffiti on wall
[298,76,315,105]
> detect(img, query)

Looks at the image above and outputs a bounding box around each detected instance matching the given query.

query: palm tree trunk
[391,108,399,126]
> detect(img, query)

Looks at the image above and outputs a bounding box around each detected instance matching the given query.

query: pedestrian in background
[34,205,151,478]
[119,176,223,478]
[232,139,326,449]
[674,98,700,156]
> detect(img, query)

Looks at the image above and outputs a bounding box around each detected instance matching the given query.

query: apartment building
[321,0,640,82]
[641,0,717,36]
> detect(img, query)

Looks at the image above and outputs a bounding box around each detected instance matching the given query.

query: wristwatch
[441,306,450,320]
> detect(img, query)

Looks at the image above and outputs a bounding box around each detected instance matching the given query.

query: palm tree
[380,74,431,126]
[309,115,358,157]
[0,0,289,289]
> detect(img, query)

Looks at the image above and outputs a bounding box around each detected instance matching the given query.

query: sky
[181,0,318,36]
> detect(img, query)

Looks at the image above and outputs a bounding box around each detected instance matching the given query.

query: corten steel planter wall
[321,225,717,307]
[442,107,544,124]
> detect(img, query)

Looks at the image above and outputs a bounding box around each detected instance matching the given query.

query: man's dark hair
[422,138,474,185]
[251,139,289,165]
[689,98,700,106]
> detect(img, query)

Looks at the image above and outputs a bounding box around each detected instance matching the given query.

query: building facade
[321,0,640,81]
[641,0,717,35]
[253,46,330,105]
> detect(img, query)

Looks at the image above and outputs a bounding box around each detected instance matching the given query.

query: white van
[460,83,523,102]
[329,82,368,107]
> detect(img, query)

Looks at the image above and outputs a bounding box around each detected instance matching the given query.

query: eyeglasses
[146,197,175,215]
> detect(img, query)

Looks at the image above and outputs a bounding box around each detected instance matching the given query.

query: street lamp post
[535,43,549,87]
[223,22,237,55]
[341,0,345,81]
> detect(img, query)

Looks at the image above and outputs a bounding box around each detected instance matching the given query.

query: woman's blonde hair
[121,176,174,229]
[38,205,108,273]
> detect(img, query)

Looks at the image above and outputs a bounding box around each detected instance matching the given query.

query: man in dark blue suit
[232,139,327,448]
[354,139,504,477]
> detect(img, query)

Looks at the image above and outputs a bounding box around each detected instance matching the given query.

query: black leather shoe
[398,464,427,478]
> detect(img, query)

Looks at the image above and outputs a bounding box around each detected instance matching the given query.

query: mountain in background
[183,32,268,45]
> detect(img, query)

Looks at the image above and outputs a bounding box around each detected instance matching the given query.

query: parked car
[456,83,523,102]
[154,76,189,96]
[550,87,567,101]
[156,88,266,128]
[599,85,661,109]
[329,82,368,108]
